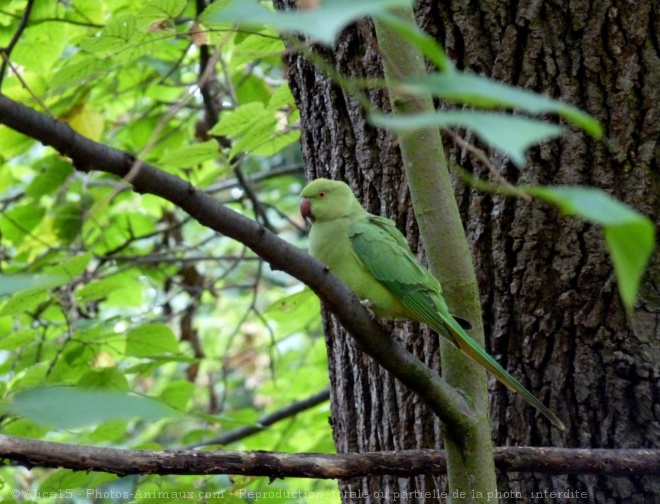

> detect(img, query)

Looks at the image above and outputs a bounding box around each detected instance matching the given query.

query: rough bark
[432,1,660,501]
[2,435,658,478]
[276,0,659,502]
[279,16,447,501]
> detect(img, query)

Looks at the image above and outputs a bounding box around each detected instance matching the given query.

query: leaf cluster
[0,0,655,501]
[0,0,330,501]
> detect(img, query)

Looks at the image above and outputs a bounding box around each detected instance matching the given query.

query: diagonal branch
[0,0,36,86]
[1,435,658,478]
[0,93,473,437]
[187,387,331,448]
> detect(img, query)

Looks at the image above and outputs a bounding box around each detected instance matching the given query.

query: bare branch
[0,0,36,86]
[442,128,532,201]
[493,447,660,476]
[1,435,657,478]
[205,163,304,194]
[100,254,262,264]
[196,0,219,128]
[188,387,331,448]
[234,165,278,233]
[0,94,473,436]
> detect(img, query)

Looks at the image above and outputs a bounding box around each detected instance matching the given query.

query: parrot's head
[300,178,363,224]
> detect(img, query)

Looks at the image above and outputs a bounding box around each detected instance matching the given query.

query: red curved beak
[300,198,313,222]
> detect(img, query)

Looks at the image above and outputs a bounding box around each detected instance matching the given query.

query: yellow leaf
[61,102,105,142]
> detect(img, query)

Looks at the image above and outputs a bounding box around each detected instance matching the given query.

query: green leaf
[77,368,129,391]
[53,203,85,244]
[264,287,321,335]
[0,274,67,297]
[158,140,220,169]
[371,110,563,167]
[201,0,414,46]
[160,380,195,410]
[251,131,300,156]
[45,252,93,280]
[8,386,181,429]
[122,211,158,237]
[80,14,160,63]
[0,204,45,244]
[105,272,144,307]
[11,22,67,74]
[225,106,280,158]
[233,32,286,65]
[0,289,49,317]
[9,362,49,392]
[401,72,603,137]
[24,159,74,198]
[126,323,180,357]
[1,417,49,438]
[3,72,47,103]
[39,469,93,495]
[605,223,654,313]
[209,102,266,138]
[88,419,130,442]
[81,14,138,54]
[0,126,33,161]
[267,83,296,112]
[51,55,108,90]
[234,72,272,105]
[138,0,187,26]
[0,328,37,351]
[75,277,127,302]
[375,11,453,72]
[529,186,655,314]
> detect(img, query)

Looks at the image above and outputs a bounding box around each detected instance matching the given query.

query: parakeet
[301,178,565,431]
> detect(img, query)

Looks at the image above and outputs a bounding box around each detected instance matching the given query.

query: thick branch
[0,94,472,435]
[1,435,657,478]
[493,447,660,476]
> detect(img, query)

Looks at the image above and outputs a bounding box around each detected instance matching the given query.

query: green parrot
[300,178,565,431]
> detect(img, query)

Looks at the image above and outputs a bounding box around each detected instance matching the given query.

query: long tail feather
[442,316,566,431]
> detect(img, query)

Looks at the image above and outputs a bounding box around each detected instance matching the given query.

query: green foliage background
[0,0,655,502]
[0,0,335,502]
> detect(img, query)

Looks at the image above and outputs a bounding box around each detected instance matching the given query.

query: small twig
[262,202,308,234]
[196,0,220,128]
[0,0,35,87]
[91,44,224,216]
[219,53,239,107]
[100,254,261,265]
[187,388,331,448]
[206,164,304,194]
[234,166,278,233]
[443,128,532,201]
[158,40,194,85]
[0,56,52,115]
[364,21,533,202]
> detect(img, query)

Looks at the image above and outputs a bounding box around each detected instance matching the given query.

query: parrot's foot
[360,299,376,319]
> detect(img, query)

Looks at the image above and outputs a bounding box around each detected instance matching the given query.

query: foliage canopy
[0,0,654,502]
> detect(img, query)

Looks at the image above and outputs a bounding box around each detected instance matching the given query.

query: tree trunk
[276,0,660,502]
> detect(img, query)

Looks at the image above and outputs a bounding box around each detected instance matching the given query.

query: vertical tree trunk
[276,0,660,502]
[278,12,447,501]
[433,1,660,501]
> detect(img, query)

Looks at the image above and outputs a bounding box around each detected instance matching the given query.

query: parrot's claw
[360,299,376,319]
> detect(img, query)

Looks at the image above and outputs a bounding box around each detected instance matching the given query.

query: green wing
[348,215,459,344]
[348,214,566,431]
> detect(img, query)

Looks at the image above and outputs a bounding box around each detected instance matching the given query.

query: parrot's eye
[318,191,326,198]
